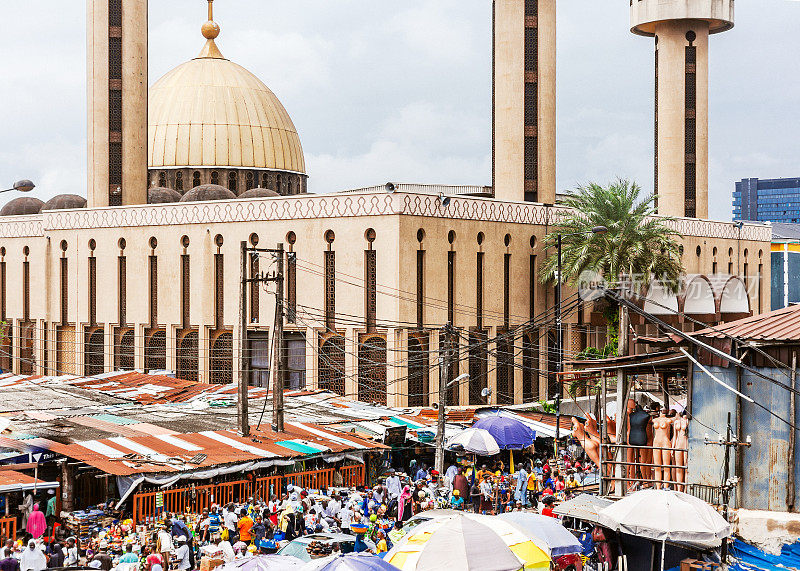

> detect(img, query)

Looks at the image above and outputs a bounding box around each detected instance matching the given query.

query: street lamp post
[554,225,608,459]
[0,180,35,194]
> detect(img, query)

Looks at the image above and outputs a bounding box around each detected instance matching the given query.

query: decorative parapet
[0,191,771,243]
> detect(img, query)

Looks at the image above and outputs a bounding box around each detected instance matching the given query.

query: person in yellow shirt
[375,530,388,554]
[526,469,540,508]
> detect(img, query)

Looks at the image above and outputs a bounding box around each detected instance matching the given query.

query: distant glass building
[734,177,800,222]
[771,223,800,310]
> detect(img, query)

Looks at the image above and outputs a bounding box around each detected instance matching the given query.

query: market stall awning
[35,424,384,476]
[0,470,60,493]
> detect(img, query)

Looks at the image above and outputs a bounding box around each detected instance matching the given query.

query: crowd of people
[0,450,597,570]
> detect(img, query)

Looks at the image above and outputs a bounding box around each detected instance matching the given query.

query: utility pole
[555,234,562,458]
[435,322,452,476]
[614,304,630,496]
[271,243,285,432]
[238,242,250,437]
[239,243,286,435]
[704,410,751,564]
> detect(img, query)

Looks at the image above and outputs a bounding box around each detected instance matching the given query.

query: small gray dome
[239,187,280,199]
[41,194,87,211]
[148,187,182,204]
[179,184,236,202]
[0,197,44,216]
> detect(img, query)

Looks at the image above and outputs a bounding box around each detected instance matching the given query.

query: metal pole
[555,234,562,458]
[614,304,629,496]
[238,242,250,437]
[788,351,797,509]
[435,323,451,476]
[721,411,732,564]
[272,244,285,432]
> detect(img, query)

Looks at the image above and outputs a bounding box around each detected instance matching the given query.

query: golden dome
[148,29,305,174]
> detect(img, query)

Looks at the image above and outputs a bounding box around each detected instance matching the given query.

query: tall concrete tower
[492,0,556,204]
[631,0,733,219]
[87,0,148,207]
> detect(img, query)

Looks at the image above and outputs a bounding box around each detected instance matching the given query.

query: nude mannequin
[572,417,601,466]
[652,409,673,489]
[625,399,637,481]
[586,414,601,440]
[672,411,689,491]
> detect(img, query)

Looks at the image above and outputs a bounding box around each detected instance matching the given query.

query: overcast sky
[1,1,798,221]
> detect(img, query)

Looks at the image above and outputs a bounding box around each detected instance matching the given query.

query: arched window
[245,171,254,190]
[319,334,345,396]
[358,335,387,405]
[407,332,429,407]
[84,327,105,376]
[210,171,219,185]
[177,330,199,382]
[158,171,167,187]
[276,174,283,193]
[114,328,134,370]
[144,329,166,371]
[20,322,35,375]
[468,330,488,405]
[228,171,237,193]
[175,171,183,191]
[262,173,270,189]
[192,171,201,188]
[210,331,233,384]
[522,330,538,403]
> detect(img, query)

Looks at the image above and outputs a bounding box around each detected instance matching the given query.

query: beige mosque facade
[0,0,772,408]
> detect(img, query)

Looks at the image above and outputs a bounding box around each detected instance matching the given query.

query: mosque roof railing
[0,190,773,243]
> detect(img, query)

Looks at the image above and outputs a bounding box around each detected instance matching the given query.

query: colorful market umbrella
[497,513,583,558]
[386,513,550,570]
[299,552,400,570]
[447,427,501,456]
[473,416,535,450]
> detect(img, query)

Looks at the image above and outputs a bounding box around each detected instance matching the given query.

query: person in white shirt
[19,541,46,571]
[223,504,238,537]
[338,505,353,534]
[64,539,79,567]
[385,472,401,501]
[157,526,174,571]
[173,537,190,571]
[445,464,459,490]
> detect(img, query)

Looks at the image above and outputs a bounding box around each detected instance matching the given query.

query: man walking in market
[514,464,529,508]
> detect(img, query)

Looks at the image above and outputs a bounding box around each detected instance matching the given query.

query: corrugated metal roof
[0,470,60,493]
[693,303,800,342]
[40,424,384,476]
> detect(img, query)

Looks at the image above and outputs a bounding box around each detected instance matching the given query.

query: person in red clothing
[541,495,558,518]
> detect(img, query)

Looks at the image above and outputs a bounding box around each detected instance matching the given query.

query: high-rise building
[734,177,800,223]
[492,0,556,204]
[87,0,148,207]
[631,0,734,219]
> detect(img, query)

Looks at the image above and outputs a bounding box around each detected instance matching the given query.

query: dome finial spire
[198,0,224,59]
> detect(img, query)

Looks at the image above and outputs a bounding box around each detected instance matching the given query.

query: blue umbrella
[473,415,535,450]
[497,512,583,558]
[299,552,400,571]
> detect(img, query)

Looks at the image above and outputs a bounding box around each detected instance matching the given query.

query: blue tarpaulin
[729,538,800,570]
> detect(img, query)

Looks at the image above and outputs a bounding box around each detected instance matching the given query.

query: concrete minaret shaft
[87,0,148,207]
[632,0,734,219]
[493,0,556,204]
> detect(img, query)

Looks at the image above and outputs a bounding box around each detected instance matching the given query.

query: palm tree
[540,179,683,353]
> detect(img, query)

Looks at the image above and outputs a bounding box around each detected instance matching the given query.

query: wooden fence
[0,516,17,542]
[132,465,364,524]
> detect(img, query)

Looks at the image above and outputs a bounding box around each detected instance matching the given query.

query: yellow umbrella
[386,513,551,570]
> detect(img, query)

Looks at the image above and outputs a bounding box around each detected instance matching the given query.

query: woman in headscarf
[47,543,64,568]
[397,486,413,522]
[27,505,47,540]
[20,541,47,571]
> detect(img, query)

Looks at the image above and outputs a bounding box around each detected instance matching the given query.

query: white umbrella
[413,516,524,571]
[447,427,501,456]
[598,489,731,570]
